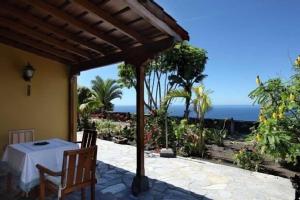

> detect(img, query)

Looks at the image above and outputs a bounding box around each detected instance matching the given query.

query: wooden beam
[0,17,91,59]
[68,74,78,142]
[28,0,127,50]
[73,37,174,73]
[123,0,183,41]
[0,36,70,64]
[74,0,147,44]
[0,3,106,55]
[0,28,78,63]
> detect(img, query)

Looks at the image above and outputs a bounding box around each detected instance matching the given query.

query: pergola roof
[0,0,188,73]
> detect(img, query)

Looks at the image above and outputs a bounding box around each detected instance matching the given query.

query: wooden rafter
[124,0,185,41]
[0,28,78,62]
[72,37,175,73]
[0,17,91,59]
[0,36,69,64]
[27,0,127,50]
[0,3,106,55]
[74,0,148,44]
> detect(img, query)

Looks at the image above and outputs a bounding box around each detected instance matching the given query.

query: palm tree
[193,85,212,129]
[193,85,212,156]
[164,85,212,157]
[165,42,208,119]
[90,76,123,111]
[77,86,101,130]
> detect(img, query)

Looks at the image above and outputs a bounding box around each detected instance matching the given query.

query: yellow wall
[0,43,69,152]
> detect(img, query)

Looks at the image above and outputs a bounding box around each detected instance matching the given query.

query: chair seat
[0,161,10,176]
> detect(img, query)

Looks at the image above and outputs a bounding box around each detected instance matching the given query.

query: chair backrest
[8,129,35,144]
[61,146,97,192]
[81,129,97,148]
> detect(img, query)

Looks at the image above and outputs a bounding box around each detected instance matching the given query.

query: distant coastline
[114,105,260,121]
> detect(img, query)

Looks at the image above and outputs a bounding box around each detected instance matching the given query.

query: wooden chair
[76,129,97,148]
[2,129,34,192]
[8,129,35,144]
[36,146,98,200]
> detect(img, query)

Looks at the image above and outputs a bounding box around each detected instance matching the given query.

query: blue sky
[78,0,300,106]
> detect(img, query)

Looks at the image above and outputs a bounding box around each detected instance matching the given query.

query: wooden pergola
[0,0,188,195]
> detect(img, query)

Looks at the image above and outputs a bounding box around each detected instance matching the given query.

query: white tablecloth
[2,138,79,192]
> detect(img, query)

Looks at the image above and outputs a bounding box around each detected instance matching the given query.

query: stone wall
[92,111,258,134]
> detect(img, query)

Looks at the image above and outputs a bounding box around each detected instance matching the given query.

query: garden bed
[205,139,298,178]
[91,117,299,179]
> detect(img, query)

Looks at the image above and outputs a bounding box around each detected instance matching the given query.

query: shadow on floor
[0,160,212,200]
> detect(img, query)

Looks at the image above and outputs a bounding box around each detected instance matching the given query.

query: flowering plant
[249,55,300,164]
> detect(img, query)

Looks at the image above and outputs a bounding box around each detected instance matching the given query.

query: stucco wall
[0,43,69,152]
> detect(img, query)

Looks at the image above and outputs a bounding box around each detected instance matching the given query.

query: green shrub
[234,149,262,171]
[205,128,228,146]
[172,119,206,157]
[121,121,135,141]
[249,57,300,165]
[95,120,122,138]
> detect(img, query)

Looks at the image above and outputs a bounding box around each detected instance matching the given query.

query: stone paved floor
[0,134,295,200]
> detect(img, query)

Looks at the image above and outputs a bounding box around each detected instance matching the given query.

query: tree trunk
[183,87,191,119]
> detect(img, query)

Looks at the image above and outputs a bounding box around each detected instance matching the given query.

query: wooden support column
[68,74,77,142]
[131,60,149,196]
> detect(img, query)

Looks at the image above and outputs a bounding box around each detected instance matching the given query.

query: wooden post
[131,61,149,196]
[69,74,77,142]
[136,63,145,177]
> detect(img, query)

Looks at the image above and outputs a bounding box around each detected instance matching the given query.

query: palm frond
[163,89,191,106]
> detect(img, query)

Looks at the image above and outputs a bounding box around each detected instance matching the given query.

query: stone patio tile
[101,183,127,194]
[163,189,199,200]
[1,134,293,200]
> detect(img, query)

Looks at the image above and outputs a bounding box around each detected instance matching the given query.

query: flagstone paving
[0,134,294,199]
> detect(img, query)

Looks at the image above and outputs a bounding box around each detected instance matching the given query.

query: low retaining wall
[92,112,258,134]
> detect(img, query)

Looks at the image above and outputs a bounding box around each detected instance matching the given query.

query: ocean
[114,105,260,122]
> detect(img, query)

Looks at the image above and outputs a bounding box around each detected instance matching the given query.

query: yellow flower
[278,112,284,119]
[272,112,277,119]
[256,75,261,86]
[290,93,295,101]
[278,105,284,112]
[259,115,267,124]
[295,56,300,66]
[259,115,264,122]
[256,134,262,142]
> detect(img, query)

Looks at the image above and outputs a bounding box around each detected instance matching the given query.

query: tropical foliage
[78,86,92,105]
[165,42,208,118]
[249,55,300,165]
[166,85,212,157]
[77,86,95,130]
[89,76,123,111]
[77,76,123,130]
[118,53,177,112]
[118,41,208,118]
[193,85,212,129]
[234,148,262,171]
[192,85,212,156]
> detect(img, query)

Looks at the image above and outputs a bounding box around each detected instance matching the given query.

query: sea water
[114,105,260,121]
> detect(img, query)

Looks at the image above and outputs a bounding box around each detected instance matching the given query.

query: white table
[2,138,79,192]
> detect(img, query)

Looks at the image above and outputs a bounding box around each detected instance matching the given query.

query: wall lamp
[23,63,35,96]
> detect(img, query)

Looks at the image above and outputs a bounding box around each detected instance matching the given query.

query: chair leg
[39,180,45,200]
[91,184,95,200]
[6,172,12,192]
[81,188,86,200]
